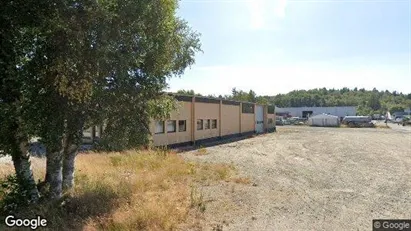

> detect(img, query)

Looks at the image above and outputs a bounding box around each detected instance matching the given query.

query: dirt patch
[181,126,411,231]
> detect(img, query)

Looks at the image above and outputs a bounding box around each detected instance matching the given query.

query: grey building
[276,106,357,119]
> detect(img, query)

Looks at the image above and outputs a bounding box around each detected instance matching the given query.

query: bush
[0,175,33,214]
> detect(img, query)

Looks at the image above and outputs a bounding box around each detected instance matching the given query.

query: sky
[168,0,411,96]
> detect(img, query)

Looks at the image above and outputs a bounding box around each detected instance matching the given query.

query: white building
[276,106,357,119]
[308,114,340,127]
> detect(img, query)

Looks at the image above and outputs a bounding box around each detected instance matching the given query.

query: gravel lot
[182,126,411,231]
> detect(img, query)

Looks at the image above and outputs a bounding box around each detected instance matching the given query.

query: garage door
[255,105,264,133]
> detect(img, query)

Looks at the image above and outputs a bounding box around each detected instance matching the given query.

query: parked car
[402,116,411,126]
[372,114,381,120]
[276,117,284,126]
[342,116,372,127]
[288,117,298,125]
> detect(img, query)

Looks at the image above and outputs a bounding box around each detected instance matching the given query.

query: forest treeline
[177,87,411,115]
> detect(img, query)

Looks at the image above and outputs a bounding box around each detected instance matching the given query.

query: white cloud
[248,0,288,29]
[273,0,287,18]
[249,0,264,29]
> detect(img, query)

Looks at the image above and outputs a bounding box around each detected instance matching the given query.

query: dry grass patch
[194,147,208,156]
[277,128,301,133]
[0,149,234,231]
[375,124,391,129]
[0,162,14,178]
[231,177,252,185]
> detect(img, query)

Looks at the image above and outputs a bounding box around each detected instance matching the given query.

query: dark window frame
[211,119,217,129]
[197,119,203,130]
[268,106,275,114]
[166,120,176,133]
[204,119,210,129]
[242,103,255,114]
[155,120,165,134]
[178,120,187,132]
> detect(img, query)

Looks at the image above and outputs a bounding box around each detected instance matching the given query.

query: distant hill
[265,88,411,115]
[176,88,411,116]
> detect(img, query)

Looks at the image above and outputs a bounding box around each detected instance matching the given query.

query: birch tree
[0,0,54,203]
[56,0,201,191]
[1,0,201,201]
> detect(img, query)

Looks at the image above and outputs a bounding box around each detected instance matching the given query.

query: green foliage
[87,0,202,151]
[1,0,201,204]
[149,95,178,120]
[2,0,201,149]
[176,89,202,96]
[184,87,410,116]
[264,88,410,116]
[389,106,405,114]
[0,175,34,214]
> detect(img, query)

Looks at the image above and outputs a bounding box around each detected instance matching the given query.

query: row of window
[197,119,217,130]
[155,120,186,134]
[155,119,219,134]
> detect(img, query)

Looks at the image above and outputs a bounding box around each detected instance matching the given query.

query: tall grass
[0,150,234,230]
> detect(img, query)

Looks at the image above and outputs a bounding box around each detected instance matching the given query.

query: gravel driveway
[181,126,411,231]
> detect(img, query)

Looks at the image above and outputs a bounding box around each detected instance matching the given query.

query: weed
[212,223,224,231]
[195,147,208,156]
[375,124,391,129]
[231,177,251,184]
[190,187,206,213]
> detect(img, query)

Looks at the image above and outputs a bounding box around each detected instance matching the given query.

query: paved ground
[182,126,411,231]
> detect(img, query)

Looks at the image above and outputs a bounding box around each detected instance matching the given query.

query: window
[197,119,203,130]
[178,120,186,132]
[268,106,275,114]
[167,120,176,133]
[155,121,165,134]
[242,103,255,114]
[204,119,210,129]
[268,118,273,124]
[212,119,217,129]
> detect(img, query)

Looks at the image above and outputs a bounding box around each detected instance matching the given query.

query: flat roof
[276,106,357,109]
[168,93,275,107]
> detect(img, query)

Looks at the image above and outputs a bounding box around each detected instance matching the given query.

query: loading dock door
[256,105,264,133]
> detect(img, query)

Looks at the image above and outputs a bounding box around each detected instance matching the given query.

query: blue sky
[168,0,411,96]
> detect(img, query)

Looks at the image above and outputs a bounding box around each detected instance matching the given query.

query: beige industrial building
[150,95,276,147]
[84,95,276,147]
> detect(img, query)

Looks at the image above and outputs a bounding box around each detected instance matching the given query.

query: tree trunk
[45,148,64,199]
[62,117,84,191]
[62,143,78,191]
[11,136,40,203]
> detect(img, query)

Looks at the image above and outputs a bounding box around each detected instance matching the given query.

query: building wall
[276,106,357,118]
[151,101,192,146]
[241,113,255,133]
[147,97,276,146]
[221,104,240,136]
[84,95,276,146]
[267,113,276,129]
[194,102,220,140]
